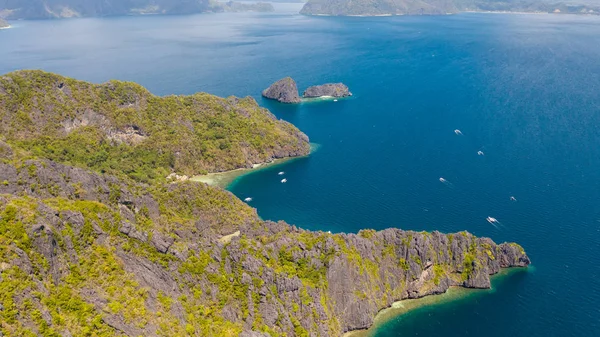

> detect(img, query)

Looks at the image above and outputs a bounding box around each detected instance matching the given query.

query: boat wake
[439,177,454,188]
[486,216,505,229]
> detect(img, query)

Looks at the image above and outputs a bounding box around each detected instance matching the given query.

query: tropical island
[0,70,529,336]
[0,0,272,19]
[300,0,600,16]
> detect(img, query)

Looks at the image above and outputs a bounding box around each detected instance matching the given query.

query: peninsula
[0,70,530,336]
[300,0,600,16]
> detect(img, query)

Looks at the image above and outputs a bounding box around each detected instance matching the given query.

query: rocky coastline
[0,71,530,336]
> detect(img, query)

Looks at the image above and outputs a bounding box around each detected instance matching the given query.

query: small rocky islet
[0,70,530,336]
[262,77,352,103]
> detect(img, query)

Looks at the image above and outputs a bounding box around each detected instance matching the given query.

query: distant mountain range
[1,0,598,20]
[300,0,600,16]
[0,0,274,19]
[0,0,208,19]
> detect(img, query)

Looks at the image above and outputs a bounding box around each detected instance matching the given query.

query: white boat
[454,129,463,135]
[510,196,517,201]
[486,217,498,224]
[477,151,484,156]
[278,172,285,175]
[281,179,287,183]
[439,177,446,182]
[244,197,252,202]
[333,99,338,102]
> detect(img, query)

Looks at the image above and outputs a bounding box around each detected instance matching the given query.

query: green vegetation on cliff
[0,70,310,183]
[300,0,600,16]
[0,71,530,337]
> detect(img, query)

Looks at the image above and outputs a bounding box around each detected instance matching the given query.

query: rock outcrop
[0,19,9,28]
[303,83,352,98]
[0,159,530,336]
[262,77,302,103]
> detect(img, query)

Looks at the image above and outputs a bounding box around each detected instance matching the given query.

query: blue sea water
[1,6,600,336]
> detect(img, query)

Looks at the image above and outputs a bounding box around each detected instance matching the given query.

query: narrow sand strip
[191,143,320,189]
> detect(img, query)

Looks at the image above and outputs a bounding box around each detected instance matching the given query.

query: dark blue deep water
[1,7,600,336]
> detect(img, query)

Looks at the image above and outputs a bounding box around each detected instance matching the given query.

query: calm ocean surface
[1,5,599,336]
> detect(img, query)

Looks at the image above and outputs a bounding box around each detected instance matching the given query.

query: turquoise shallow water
[1,8,600,336]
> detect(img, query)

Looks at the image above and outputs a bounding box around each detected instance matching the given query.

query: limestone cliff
[303,83,352,98]
[0,70,310,179]
[262,77,302,104]
[0,71,530,336]
[0,156,529,336]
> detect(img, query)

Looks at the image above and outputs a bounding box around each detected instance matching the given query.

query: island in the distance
[0,70,530,336]
[0,0,272,19]
[263,77,352,103]
[0,18,9,28]
[300,0,600,16]
[217,1,274,13]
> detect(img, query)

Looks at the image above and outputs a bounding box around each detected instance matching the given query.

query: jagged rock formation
[0,70,310,179]
[303,83,352,98]
[262,77,302,104]
[0,157,529,336]
[0,71,530,336]
[300,0,600,16]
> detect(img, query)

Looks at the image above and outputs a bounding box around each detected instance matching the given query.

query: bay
[1,7,599,336]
